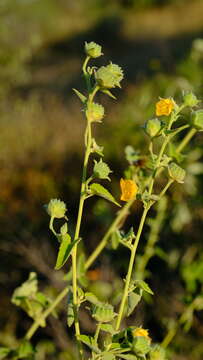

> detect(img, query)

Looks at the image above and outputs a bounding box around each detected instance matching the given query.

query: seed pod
[183,92,199,107]
[85,42,102,58]
[47,199,67,218]
[92,303,115,323]
[145,118,161,138]
[86,102,104,122]
[95,63,123,89]
[191,109,203,130]
[168,162,186,183]
[93,159,112,180]
[132,336,151,357]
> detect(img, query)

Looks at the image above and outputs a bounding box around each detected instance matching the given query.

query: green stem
[71,76,99,359]
[25,287,68,340]
[161,299,196,348]
[176,127,197,153]
[49,217,57,237]
[85,199,134,270]
[116,206,150,330]
[137,197,167,280]
[94,322,101,343]
[115,109,183,330]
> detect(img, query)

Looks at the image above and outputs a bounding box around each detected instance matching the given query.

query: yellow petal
[120,178,138,202]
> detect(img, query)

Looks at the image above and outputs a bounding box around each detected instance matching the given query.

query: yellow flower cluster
[120,178,138,201]
[156,98,174,116]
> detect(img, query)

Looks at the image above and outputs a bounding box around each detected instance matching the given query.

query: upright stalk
[116,107,185,330]
[116,206,150,330]
[71,58,98,358]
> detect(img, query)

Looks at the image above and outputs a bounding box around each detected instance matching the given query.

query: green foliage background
[0,0,203,359]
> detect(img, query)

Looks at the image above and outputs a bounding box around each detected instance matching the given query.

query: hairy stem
[116,206,149,330]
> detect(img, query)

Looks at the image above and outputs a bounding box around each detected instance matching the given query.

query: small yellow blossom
[156,98,174,116]
[132,328,151,343]
[120,178,138,202]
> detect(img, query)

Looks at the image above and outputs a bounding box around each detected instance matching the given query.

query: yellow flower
[120,178,138,201]
[156,98,174,116]
[132,328,151,343]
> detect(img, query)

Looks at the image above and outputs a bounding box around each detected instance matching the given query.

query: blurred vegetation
[0,0,203,359]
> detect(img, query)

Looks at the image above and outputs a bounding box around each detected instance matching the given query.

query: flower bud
[132,336,151,357]
[168,162,186,183]
[149,345,166,360]
[92,303,115,323]
[86,102,104,122]
[191,109,203,130]
[93,159,112,180]
[95,63,123,89]
[47,199,67,219]
[85,42,102,58]
[183,92,199,107]
[145,118,161,138]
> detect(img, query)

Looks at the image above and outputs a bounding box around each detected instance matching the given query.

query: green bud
[93,159,112,180]
[168,162,186,183]
[47,199,67,219]
[191,109,203,130]
[183,92,199,107]
[95,63,123,89]
[92,303,115,323]
[132,336,151,357]
[149,345,166,360]
[86,102,104,122]
[85,41,102,58]
[145,118,161,138]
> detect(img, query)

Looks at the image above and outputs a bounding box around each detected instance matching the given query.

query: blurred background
[0,0,203,359]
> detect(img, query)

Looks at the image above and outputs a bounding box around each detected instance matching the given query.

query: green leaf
[85,292,100,305]
[101,89,116,99]
[118,354,138,360]
[17,340,35,359]
[73,88,87,103]
[77,335,100,353]
[125,146,140,165]
[0,347,11,359]
[134,280,154,295]
[55,235,80,270]
[100,323,116,335]
[67,290,74,327]
[12,272,38,306]
[127,291,141,316]
[77,253,88,287]
[90,183,121,207]
[111,230,121,250]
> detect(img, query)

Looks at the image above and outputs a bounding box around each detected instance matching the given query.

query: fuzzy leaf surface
[90,183,120,207]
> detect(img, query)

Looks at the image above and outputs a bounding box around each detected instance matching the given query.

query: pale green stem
[116,206,150,330]
[115,109,184,330]
[49,217,57,236]
[137,197,167,279]
[176,127,197,153]
[85,198,134,270]
[94,322,101,343]
[25,287,68,340]
[71,71,99,358]
[161,299,196,348]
